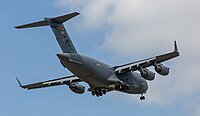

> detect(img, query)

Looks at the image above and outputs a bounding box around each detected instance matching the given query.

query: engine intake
[139,68,155,81]
[69,83,85,94]
[154,64,169,76]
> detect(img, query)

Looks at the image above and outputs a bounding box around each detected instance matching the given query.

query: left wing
[16,75,82,90]
[113,41,180,74]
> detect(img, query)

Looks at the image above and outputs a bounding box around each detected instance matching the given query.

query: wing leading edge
[114,41,179,74]
[16,75,82,90]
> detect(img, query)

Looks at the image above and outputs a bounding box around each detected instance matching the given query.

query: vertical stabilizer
[15,12,79,53]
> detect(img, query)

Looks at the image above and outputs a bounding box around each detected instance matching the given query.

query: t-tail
[15,12,79,53]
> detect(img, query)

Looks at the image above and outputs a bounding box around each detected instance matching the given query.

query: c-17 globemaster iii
[15,12,179,100]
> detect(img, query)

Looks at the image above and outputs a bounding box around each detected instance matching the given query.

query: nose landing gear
[140,94,145,100]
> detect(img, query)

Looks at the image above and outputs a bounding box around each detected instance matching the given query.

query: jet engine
[154,64,169,76]
[139,68,155,81]
[69,83,85,94]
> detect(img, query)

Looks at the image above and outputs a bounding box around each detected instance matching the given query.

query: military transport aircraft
[15,12,179,100]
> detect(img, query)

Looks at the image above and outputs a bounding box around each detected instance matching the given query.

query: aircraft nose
[57,53,63,58]
[57,53,71,59]
[57,53,67,60]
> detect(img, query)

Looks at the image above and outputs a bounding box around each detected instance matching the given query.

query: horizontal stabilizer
[15,20,48,29]
[50,12,80,24]
[15,12,80,29]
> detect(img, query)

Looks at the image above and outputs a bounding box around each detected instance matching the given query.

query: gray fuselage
[57,53,148,94]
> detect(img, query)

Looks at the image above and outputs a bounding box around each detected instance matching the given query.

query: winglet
[16,77,23,88]
[174,41,177,52]
[173,41,180,57]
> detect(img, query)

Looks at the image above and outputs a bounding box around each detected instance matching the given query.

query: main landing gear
[115,83,129,92]
[91,89,106,97]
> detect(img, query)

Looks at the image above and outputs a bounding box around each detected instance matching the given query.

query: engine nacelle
[140,68,155,81]
[69,83,85,94]
[154,64,169,76]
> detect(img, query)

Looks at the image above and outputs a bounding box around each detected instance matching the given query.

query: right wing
[16,75,82,90]
[113,41,180,74]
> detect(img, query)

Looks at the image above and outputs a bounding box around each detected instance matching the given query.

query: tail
[15,12,79,53]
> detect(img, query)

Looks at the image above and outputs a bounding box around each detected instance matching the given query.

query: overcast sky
[1,0,200,116]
